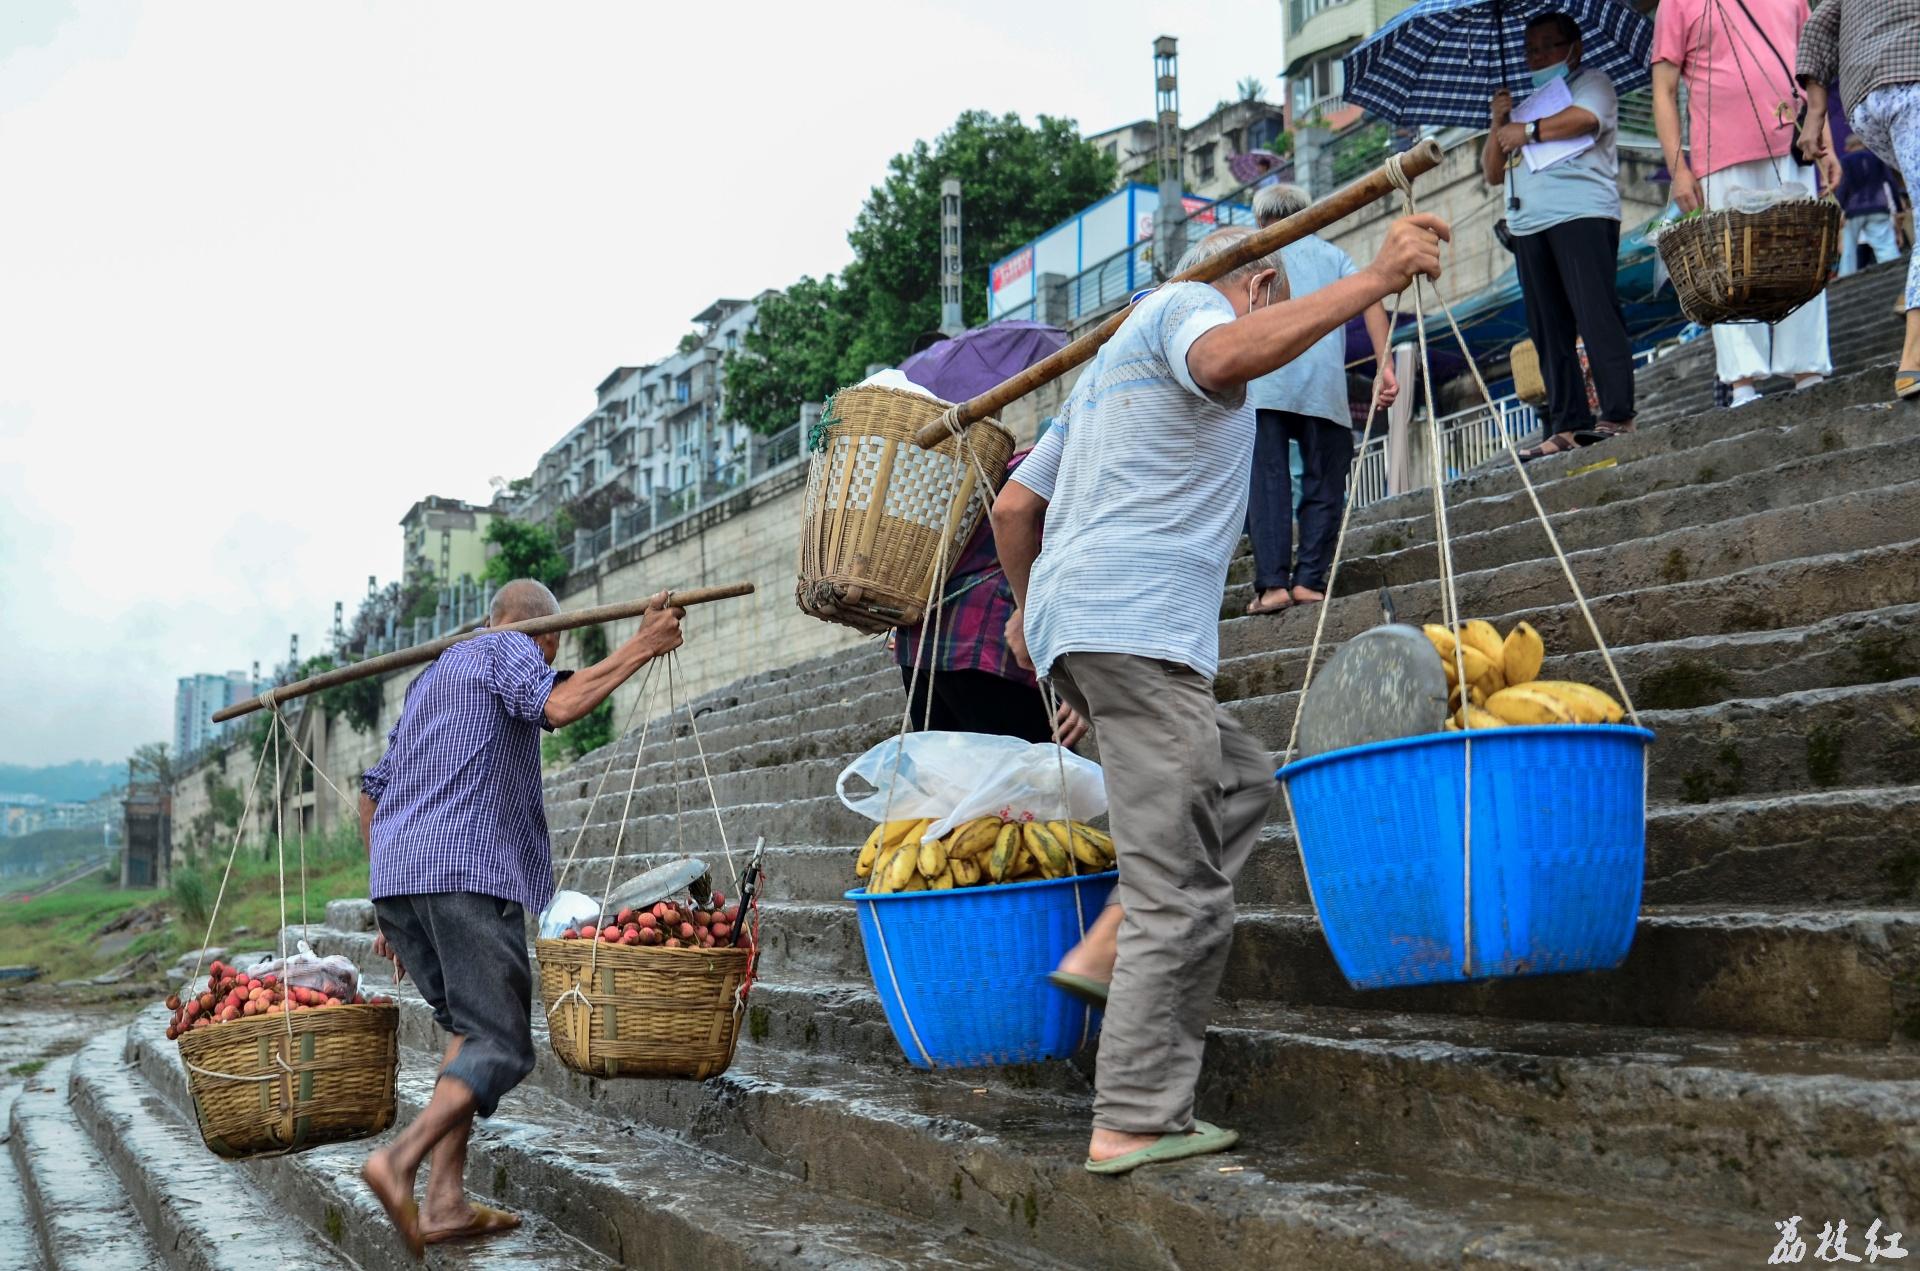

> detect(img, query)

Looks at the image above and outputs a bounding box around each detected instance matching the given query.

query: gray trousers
[1049,652,1275,1135]
[373,892,537,1119]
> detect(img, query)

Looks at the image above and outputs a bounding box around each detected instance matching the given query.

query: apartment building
[399,495,495,586]
[1281,0,1414,132]
[518,294,770,543]
[173,670,257,760]
[1087,97,1288,203]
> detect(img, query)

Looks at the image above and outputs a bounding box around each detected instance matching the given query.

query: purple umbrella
[899,320,1068,404]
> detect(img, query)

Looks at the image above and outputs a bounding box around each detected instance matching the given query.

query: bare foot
[1246,587,1293,615]
[1088,1126,1166,1163]
[1056,905,1122,981]
[362,1149,424,1259]
[1290,585,1325,605]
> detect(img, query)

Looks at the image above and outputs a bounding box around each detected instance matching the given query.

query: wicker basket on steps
[796,384,1016,634]
[536,939,752,1080]
[1657,199,1841,326]
[176,1003,399,1159]
[1509,341,1546,404]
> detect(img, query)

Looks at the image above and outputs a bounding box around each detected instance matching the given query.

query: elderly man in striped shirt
[992,214,1447,1174]
[356,578,684,1253]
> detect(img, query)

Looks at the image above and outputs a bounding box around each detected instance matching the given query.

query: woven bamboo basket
[1658,199,1841,325]
[176,1003,399,1159]
[536,939,752,1080]
[796,384,1016,634]
[1509,340,1546,403]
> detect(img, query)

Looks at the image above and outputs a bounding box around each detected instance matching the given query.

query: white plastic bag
[249,939,359,999]
[539,890,602,938]
[836,731,1106,843]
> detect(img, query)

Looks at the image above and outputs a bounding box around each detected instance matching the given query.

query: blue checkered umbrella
[1343,0,1654,129]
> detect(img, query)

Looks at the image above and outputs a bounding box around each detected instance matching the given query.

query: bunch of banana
[858,816,1116,892]
[1423,619,1626,730]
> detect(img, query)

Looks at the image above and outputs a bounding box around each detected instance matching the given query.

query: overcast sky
[0,0,1283,766]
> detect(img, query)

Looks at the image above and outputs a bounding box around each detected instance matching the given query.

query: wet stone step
[0,1086,47,1271]
[64,1031,358,1271]
[117,1014,616,1271]
[7,1057,159,1271]
[302,929,1920,1228]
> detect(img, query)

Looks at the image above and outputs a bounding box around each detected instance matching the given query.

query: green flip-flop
[1046,971,1110,1007]
[1085,1121,1239,1175]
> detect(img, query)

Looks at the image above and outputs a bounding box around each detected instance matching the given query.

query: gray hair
[490,578,561,626]
[1172,225,1287,291]
[1252,183,1311,227]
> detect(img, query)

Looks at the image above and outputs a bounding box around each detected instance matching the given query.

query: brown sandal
[1518,431,1583,462]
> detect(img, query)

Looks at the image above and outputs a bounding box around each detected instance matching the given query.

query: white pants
[1703,156,1834,383]
[1850,82,1920,314]
[1840,212,1898,278]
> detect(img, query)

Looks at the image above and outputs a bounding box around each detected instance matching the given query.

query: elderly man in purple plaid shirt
[356,578,683,1254]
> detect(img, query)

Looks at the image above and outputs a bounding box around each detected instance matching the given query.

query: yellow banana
[1527,680,1625,724]
[1424,624,1459,663]
[900,872,927,891]
[886,838,919,889]
[1454,706,1507,730]
[1025,822,1070,879]
[1439,644,1495,686]
[1472,662,1507,699]
[917,833,948,879]
[1459,620,1505,669]
[1070,822,1113,853]
[1444,718,1461,731]
[929,866,955,890]
[1061,823,1107,868]
[868,846,899,893]
[1486,684,1577,725]
[856,824,884,878]
[949,817,1003,860]
[988,822,1021,882]
[1503,621,1546,686]
[951,857,982,886]
[883,818,931,851]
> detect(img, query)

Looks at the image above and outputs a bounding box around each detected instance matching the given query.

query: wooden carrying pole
[212,582,755,723]
[912,138,1444,449]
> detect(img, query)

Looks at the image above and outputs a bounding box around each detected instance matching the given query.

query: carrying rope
[1279,150,1644,978]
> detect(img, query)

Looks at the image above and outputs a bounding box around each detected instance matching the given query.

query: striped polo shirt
[1010,281,1250,681]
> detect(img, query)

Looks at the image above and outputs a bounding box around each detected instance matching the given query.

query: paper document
[1511,78,1594,172]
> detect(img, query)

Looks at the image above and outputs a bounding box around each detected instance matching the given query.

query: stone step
[551,597,1920,810]
[116,1019,612,1271]
[62,1032,359,1271]
[549,671,1920,836]
[1228,401,1913,585]
[7,1058,160,1270]
[303,927,1920,1228]
[300,956,1758,1269]
[543,783,1920,915]
[0,1086,47,1271]
[1218,482,1920,661]
[1346,362,1895,531]
[118,1009,1062,1271]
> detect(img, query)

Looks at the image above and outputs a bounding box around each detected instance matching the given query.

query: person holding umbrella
[1484,12,1639,460]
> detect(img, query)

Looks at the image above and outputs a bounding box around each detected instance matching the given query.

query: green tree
[484,517,570,590]
[722,275,867,435]
[722,110,1114,434]
[844,110,1115,360]
[130,742,173,789]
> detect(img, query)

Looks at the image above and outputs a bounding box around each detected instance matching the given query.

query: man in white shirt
[991,212,1447,1174]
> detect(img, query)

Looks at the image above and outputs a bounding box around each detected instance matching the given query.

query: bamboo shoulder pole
[912,138,1444,449]
[212,582,755,723]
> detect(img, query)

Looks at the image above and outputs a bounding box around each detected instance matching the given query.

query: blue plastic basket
[847,871,1119,1068]
[1278,725,1653,990]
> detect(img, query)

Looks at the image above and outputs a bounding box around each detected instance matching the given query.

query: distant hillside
[0,760,122,803]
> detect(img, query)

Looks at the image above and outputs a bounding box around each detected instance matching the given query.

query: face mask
[1530,59,1570,89]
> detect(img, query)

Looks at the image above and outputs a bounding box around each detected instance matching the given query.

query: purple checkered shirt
[361,631,560,913]
[892,452,1037,687]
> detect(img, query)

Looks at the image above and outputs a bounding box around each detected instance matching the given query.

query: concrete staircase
[6,313,1918,1267]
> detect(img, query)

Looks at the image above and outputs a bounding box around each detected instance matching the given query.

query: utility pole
[1154,35,1186,279]
[939,177,965,336]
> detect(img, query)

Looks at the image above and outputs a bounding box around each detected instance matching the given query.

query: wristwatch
[1529,121,1542,143]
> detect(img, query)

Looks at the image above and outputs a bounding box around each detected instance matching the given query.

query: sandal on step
[424,1203,522,1245]
[1047,971,1110,1007]
[1518,431,1582,462]
[1086,1122,1240,1175]
[1245,591,1293,615]
[1897,369,1920,401]
[1572,420,1636,445]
